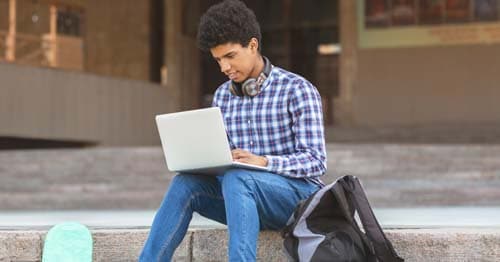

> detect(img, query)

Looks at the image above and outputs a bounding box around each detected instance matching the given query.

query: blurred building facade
[0,0,157,80]
[1,0,500,147]
[342,0,500,127]
[0,0,168,147]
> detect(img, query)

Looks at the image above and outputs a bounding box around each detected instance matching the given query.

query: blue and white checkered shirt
[212,66,327,185]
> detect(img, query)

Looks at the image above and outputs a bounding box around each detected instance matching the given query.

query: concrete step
[1,227,499,261]
[1,144,500,209]
[1,209,500,261]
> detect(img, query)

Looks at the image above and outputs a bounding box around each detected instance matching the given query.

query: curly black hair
[197,0,261,52]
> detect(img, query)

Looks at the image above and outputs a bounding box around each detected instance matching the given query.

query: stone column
[165,0,201,111]
[164,0,182,110]
[6,0,16,61]
[48,4,57,67]
[335,0,358,126]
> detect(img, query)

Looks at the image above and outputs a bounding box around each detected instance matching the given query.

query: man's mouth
[228,72,238,80]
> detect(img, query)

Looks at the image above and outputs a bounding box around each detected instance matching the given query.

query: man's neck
[249,55,264,79]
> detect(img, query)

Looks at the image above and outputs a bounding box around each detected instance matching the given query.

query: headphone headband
[261,56,272,79]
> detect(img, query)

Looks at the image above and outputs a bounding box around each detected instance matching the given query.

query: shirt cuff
[265,155,283,173]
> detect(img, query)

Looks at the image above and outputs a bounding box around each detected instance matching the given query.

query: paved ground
[0,143,499,209]
[1,207,499,229]
[1,141,499,261]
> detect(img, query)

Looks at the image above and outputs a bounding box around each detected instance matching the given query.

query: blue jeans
[139,168,320,262]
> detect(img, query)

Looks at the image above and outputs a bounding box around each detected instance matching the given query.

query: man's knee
[169,174,207,194]
[221,169,257,193]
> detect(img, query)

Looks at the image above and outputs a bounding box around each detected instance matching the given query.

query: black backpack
[282,175,404,262]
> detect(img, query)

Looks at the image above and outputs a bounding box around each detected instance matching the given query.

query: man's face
[210,39,259,83]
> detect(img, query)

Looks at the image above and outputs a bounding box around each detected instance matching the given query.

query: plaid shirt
[212,66,327,185]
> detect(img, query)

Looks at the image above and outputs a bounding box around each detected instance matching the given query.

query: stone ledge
[0,227,499,261]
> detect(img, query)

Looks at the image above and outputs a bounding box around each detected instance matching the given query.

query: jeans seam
[239,176,263,260]
[241,189,248,261]
[157,192,223,261]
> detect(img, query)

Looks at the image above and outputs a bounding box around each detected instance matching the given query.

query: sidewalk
[1,208,499,261]
[1,207,499,229]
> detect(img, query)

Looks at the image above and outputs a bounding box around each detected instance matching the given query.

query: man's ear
[249,38,259,53]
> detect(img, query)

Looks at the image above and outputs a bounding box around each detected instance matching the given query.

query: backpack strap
[330,183,377,262]
[339,175,404,262]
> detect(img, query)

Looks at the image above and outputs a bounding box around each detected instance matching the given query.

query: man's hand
[231,149,268,167]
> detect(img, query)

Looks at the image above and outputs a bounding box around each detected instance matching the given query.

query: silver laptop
[155,107,268,175]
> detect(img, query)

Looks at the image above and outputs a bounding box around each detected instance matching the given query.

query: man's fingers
[234,157,250,163]
[233,154,249,160]
[231,149,262,166]
[232,149,252,158]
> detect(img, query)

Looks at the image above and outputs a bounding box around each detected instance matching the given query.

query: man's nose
[220,60,230,73]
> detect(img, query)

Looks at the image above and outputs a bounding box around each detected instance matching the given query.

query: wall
[0,1,7,31]
[15,0,50,35]
[84,0,151,81]
[0,62,174,146]
[354,44,500,126]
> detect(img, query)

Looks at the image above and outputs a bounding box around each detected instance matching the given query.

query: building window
[57,8,81,36]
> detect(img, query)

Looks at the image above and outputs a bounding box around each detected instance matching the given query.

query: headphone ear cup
[242,78,258,97]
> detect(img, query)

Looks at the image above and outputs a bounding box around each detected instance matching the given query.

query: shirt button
[250,141,254,145]
[247,120,251,124]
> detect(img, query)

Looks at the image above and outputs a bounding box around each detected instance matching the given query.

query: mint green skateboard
[42,222,93,262]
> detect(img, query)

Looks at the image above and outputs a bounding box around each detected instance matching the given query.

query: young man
[140,0,327,261]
